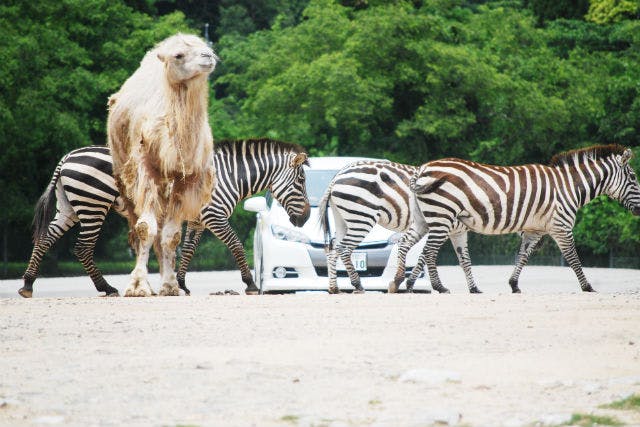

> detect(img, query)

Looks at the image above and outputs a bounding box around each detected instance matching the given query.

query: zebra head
[608,148,640,216]
[271,152,311,227]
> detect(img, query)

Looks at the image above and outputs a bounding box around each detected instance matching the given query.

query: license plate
[336,252,367,271]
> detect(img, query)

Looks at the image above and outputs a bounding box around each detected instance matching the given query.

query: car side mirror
[244,196,268,212]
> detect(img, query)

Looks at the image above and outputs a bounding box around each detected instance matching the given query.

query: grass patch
[280,414,299,423]
[602,394,640,411]
[563,413,623,426]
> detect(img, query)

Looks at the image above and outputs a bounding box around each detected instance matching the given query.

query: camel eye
[174,53,184,60]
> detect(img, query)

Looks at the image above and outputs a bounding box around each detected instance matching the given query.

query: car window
[305,170,339,207]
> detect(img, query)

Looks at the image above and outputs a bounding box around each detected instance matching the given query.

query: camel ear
[107,94,117,108]
[290,152,307,168]
[157,52,167,63]
[620,149,633,166]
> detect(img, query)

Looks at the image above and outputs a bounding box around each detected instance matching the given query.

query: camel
[107,33,218,297]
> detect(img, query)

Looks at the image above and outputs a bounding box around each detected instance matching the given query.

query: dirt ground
[1,266,639,427]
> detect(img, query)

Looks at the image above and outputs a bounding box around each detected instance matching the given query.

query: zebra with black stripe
[20,139,310,298]
[21,146,123,298]
[177,139,309,295]
[409,145,640,294]
[318,160,428,293]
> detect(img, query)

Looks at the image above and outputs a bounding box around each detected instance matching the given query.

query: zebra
[408,144,640,294]
[20,138,310,298]
[318,160,428,294]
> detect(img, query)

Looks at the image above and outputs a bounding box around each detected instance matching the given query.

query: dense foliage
[1,0,638,277]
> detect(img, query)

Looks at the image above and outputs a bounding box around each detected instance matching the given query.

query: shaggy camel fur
[107,33,217,297]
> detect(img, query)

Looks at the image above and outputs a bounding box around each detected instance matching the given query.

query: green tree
[0,0,190,265]
[586,0,640,24]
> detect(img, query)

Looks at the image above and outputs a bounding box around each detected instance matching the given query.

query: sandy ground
[1,266,640,427]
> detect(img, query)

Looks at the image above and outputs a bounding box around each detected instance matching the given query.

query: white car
[243,156,427,293]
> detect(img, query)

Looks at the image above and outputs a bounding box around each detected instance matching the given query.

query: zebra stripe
[21,146,120,298]
[177,138,309,295]
[20,139,309,297]
[410,144,640,293]
[318,160,428,293]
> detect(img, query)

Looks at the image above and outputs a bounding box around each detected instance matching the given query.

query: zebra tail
[318,185,333,250]
[411,168,442,195]
[32,157,65,243]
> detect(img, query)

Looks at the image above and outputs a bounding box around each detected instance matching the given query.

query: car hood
[271,203,394,245]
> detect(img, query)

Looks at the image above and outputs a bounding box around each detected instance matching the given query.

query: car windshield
[305,169,339,207]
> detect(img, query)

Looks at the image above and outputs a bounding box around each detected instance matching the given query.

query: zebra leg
[508,232,544,293]
[388,226,425,293]
[176,221,204,296]
[423,227,451,294]
[74,220,119,297]
[326,241,340,294]
[337,244,364,293]
[405,245,427,291]
[449,231,481,293]
[20,213,77,298]
[550,230,595,292]
[207,215,260,295]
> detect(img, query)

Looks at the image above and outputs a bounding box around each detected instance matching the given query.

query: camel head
[156,33,218,85]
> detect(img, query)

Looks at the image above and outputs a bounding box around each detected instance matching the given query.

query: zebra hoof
[245,285,260,295]
[388,282,398,293]
[511,287,521,294]
[101,291,120,297]
[435,286,450,294]
[582,285,596,292]
[469,286,483,294]
[328,286,340,294]
[18,288,33,298]
[353,284,365,294]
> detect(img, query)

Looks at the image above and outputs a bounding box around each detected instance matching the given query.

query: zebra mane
[215,138,307,156]
[548,144,627,167]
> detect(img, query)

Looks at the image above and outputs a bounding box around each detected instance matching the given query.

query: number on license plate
[336,252,367,271]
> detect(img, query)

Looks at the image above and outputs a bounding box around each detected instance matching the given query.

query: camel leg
[125,211,156,297]
[158,218,181,296]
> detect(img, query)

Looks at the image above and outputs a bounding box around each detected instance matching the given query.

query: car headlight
[388,232,403,244]
[271,225,311,244]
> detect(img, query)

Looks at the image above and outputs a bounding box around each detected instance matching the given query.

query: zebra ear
[620,149,633,165]
[291,152,308,168]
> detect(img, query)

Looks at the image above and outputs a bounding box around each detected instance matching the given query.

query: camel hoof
[158,283,180,296]
[124,288,152,297]
[18,288,32,298]
[470,286,483,294]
